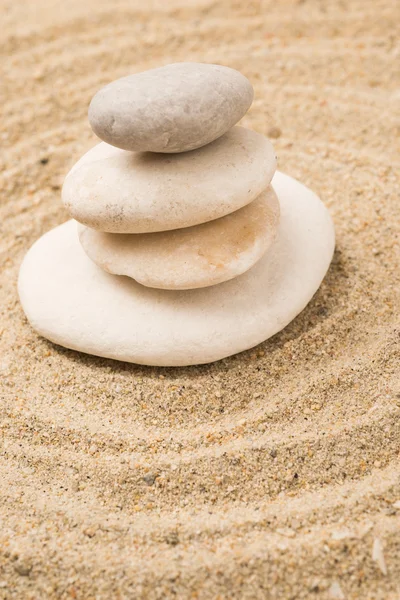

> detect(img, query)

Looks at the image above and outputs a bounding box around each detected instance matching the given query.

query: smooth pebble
[19,172,335,366]
[78,187,280,290]
[88,62,254,153]
[62,127,276,233]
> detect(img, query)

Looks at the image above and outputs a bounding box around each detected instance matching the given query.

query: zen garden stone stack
[18,63,335,366]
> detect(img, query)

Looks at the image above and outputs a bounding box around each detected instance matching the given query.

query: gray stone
[88,62,254,153]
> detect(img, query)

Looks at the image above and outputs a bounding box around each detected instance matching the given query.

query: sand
[1,0,400,598]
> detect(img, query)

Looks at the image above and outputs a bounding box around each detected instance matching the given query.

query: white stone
[62,127,276,233]
[18,172,335,367]
[88,62,254,153]
[78,187,280,290]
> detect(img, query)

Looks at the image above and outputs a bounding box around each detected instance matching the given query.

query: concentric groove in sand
[5,38,394,86]
[3,410,399,514]
[3,8,394,58]
[1,462,398,545]
[3,353,393,451]
[3,323,389,446]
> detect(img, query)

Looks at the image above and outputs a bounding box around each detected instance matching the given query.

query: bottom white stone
[18,171,335,366]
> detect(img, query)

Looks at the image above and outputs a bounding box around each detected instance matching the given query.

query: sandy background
[1,0,400,598]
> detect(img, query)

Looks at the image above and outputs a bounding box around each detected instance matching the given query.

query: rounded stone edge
[77,187,281,290]
[88,63,254,153]
[61,128,277,234]
[18,172,335,367]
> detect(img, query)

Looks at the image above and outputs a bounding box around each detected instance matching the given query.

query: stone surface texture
[62,127,277,233]
[88,62,254,153]
[78,186,280,290]
[19,172,335,366]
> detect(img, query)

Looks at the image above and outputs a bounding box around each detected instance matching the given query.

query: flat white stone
[88,62,254,153]
[62,127,276,233]
[18,172,335,367]
[78,187,280,290]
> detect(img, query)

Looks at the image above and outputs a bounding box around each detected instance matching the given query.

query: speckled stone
[18,172,335,366]
[62,127,276,233]
[78,187,280,290]
[88,62,254,153]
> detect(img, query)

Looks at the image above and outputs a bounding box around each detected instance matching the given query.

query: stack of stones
[18,63,335,367]
[62,63,280,291]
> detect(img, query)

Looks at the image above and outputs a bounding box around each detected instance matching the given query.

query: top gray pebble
[88,63,254,153]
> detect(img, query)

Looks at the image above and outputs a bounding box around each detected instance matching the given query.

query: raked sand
[1,0,400,598]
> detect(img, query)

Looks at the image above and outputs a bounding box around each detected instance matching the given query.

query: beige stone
[78,187,280,290]
[18,172,335,367]
[62,127,276,233]
[88,63,254,153]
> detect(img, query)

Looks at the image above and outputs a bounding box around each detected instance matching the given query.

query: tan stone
[18,172,335,367]
[78,187,280,290]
